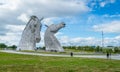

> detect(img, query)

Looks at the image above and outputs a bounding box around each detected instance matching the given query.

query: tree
[40,46,45,50]
[114,47,119,53]
[95,46,100,52]
[11,45,17,50]
[8,45,17,50]
[0,43,7,49]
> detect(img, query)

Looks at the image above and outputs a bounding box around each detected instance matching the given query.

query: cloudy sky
[0,0,120,47]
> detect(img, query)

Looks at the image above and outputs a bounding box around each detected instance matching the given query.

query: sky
[0,0,120,47]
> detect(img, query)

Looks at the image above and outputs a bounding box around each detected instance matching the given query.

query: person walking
[70,52,73,57]
[107,52,109,59]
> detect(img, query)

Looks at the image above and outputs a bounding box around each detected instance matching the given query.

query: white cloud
[1,0,118,47]
[100,2,106,7]
[59,36,70,44]
[0,0,90,46]
[0,0,21,17]
[89,0,116,8]
[115,35,120,39]
[59,36,99,46]
[0,32,21,45]
[102,14,120,18]
[0,0,90,18]
[58,35,120,46]
[87,15,96,23]
[99,0,116,7]
[5,25,25,33]
[17,13,29,23]
[1,28,120,47]
[110,0,115,3]
[42,17,57,26]
[93,20,120,33]
[0,0,19,10]
[0,24,25,45]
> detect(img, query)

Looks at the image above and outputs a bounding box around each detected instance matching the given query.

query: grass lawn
[0,52,120,72]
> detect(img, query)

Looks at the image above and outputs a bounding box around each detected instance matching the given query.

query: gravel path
[0,50,120,60]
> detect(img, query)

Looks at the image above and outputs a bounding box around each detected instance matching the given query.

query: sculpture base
[16,47,36,51]
[45,48,64,52]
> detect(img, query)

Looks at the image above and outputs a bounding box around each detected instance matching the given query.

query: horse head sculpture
[17,16,43,50]
[44,22,65,52]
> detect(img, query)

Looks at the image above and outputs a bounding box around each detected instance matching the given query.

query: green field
[0,52,120,72]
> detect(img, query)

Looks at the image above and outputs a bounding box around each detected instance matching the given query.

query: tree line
[0,43,17,50]
[39,46,120,53]
[62,46,120,53]
[0,43,120,53]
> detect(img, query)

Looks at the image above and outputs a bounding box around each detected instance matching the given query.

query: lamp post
[102,31,104,51]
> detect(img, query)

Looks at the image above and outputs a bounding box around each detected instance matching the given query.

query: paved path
[0,50,120,60]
